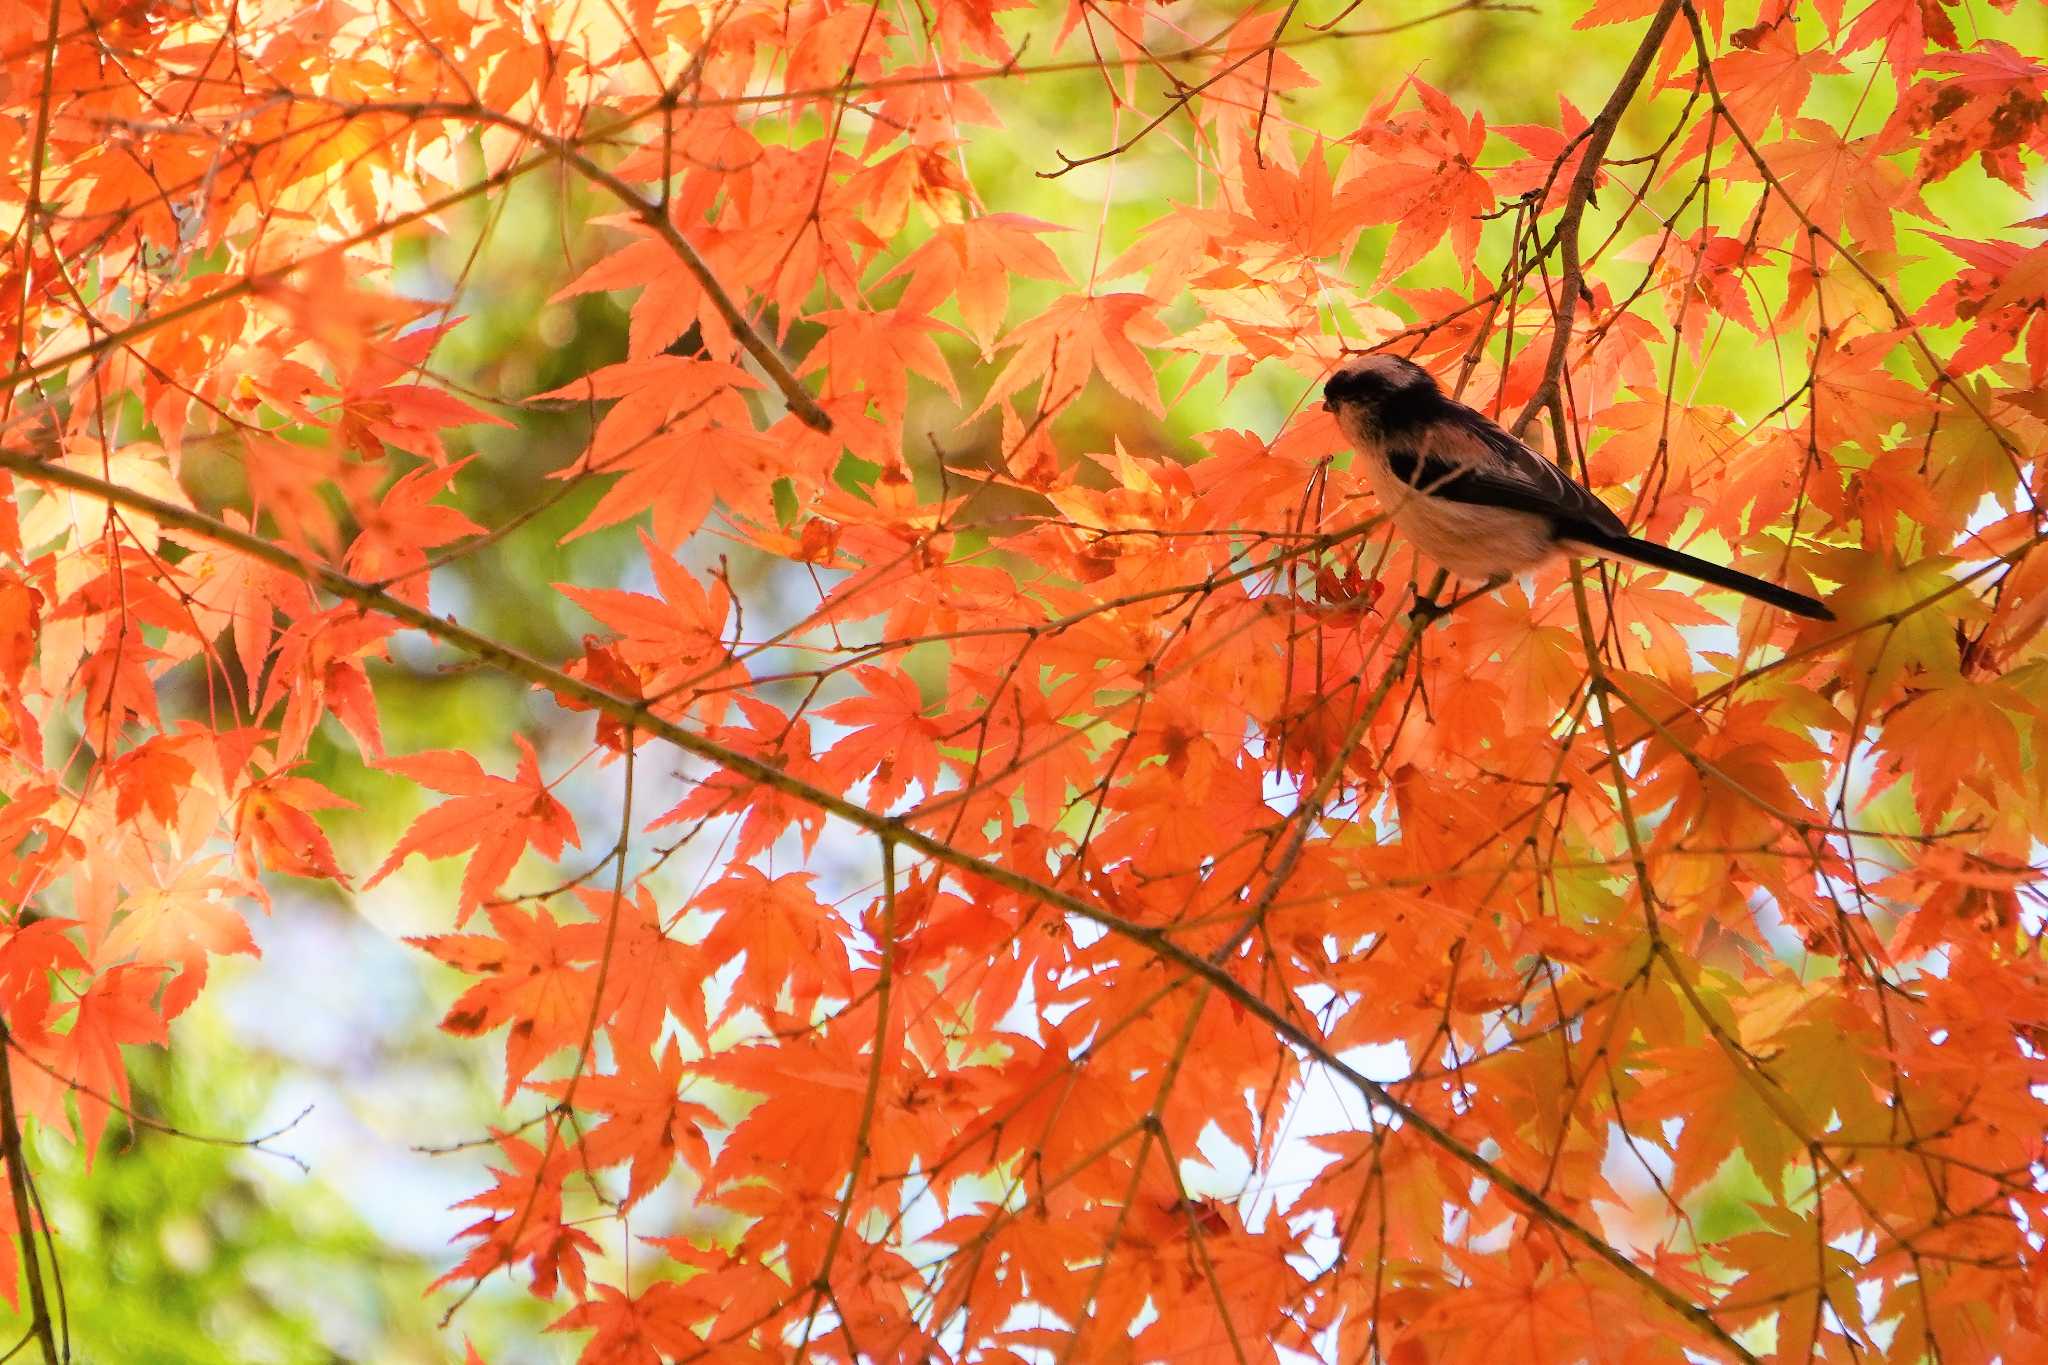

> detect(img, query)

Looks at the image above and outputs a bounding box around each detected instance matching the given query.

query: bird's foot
[1408,594,1449,623]
[1408,576,1508,625]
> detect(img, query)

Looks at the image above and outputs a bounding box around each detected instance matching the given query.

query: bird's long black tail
[1565,532,1833,621]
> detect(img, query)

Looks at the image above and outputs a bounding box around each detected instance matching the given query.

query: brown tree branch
[0,1024,57,1365]
[1510,0,1684,441]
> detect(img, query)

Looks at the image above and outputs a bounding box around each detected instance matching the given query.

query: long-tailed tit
[1323,355,1833,621]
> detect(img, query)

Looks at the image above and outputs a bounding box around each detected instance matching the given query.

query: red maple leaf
[888,214,1070,353]
[692,866,852,1029]
[547,1282,715,1365]
[648,695,831,862]
[43,963,168,1156]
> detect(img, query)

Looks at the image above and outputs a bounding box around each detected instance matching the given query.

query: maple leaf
[234,772,354,886]
[1839,0,1961,89]
[1814,548,1978,697]
[1808,330,1935,454]
[1345,79,1494,284]
[101,854,260,1021]
[692,866,853,1028]
[1719,1203,1867,1347]
[815,664,943,809]
[1700,19,1846,139]
[1625,230,1767,353]
[342,458,485,606]
[648,695,830,862]
[547,1282,715,1365]
[1197,8,1316,133]
[0,572,38,692]
[1491,98,1602,210]
[888,214,1070,354]
[105,735,196,827]
[785,3,895,93]
[844,144,976,240]
[1587,393,1747,509]
[258,606,393,761]
[553,217,722,361]
[238,432,366,557]
[169,512,317,706]
[43,963,169,1157]
[540,356,769,549]
[801,304,960,419]
[1886,42,2048,188]
[556,531,742,728]
[1875,678,2030,824]
[329,320,511,463]
[0,787,73,925]
[577,884,710,1054]
[977,292,1170,418]
[537,1040,718,1208]
[1920,233,2048,383]
[1227,139,1369,270]
[703,145,880,320]
[15,443,187,556]
[73,627,164,738]
[1722,119,1925,251]
[1103,205,1232,303]
[409,899,604,1099]
[923,0,1027,62]
[368,737,581,925]
[433,1130,599,1299]
[0,918,89,1040]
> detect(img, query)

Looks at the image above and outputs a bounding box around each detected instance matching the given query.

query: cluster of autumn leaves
[2,0,2048,1359]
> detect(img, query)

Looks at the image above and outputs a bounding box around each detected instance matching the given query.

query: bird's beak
[1322,396,1336,413]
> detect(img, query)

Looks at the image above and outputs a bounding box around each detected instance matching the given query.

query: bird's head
[1322,354,1437,414]
[1323,354,1439,445]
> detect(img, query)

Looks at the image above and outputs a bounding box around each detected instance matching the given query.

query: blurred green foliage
[1,1004,558,1362]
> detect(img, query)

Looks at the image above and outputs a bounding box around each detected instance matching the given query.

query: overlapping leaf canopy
[3,0,2048,1359]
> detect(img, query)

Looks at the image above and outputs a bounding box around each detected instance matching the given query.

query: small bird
[1323,354,1833,621]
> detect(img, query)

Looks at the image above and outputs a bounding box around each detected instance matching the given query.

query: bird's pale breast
[1360,453,1559,580]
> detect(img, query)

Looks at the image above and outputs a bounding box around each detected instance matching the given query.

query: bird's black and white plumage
[1323,354,1833,621]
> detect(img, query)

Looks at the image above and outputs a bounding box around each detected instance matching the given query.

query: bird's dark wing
[1383,409,1629,539]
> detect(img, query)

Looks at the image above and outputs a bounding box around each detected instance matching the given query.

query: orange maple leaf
[546,1282,715,1365]
[816,664,942,809]
[536,1040,717,1207]
[368,737,581,924]
[978,292,1170,418]
[889,214,1070,353]
[409,899,604,1099]
[1345,79,1494,284]
[42,963,168,1157]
